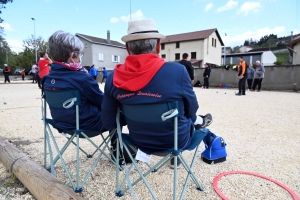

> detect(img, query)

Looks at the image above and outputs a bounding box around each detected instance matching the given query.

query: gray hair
[127,39,158,55]
[256,60,261,64]
[48,30,84,62]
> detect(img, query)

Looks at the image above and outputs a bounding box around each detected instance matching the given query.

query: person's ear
[126,43,131,55]
[68,52,75,63]
[156,39,161,54]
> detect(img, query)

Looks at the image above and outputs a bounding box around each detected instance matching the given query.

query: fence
[194,65,300,91]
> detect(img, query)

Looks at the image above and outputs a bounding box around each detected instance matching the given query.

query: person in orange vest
[236,56,248,96]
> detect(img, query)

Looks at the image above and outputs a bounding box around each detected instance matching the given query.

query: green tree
[232,45,241,53]
[0,0,13,35]
[0,35,11,66]
[12,35,49,71]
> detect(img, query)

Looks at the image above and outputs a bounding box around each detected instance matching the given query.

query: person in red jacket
[21,68,25,80]
[3,64,10,83]
[38,52,53,79]
[38,52,53,89]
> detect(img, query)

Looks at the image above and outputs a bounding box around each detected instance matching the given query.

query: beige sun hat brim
[121,19,165,43]
[122,32,165,43]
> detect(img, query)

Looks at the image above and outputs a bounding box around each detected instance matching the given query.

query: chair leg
[116,144,158,199]
[47,127,76,190]
[179,145,204,200]
[75,133,81,192]
[173,155,178,200]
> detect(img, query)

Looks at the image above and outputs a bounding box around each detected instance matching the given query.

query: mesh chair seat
[115,101,208,199]
[42,89,117,192]
[45,118,101,138]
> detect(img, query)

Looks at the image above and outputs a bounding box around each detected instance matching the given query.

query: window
[176,42,180,48]
[212,38,217,47]
[98,53,104,61]
[112,55,120,63]
[191,52,196,59]
[161,44,165,50]
[161,54,166,59]
[175,53,180,60]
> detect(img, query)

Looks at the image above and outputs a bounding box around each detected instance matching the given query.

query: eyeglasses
[71,51,84,58]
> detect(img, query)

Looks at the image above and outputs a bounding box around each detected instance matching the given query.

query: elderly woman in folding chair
[41,30,119,192]
[42,30,106,131]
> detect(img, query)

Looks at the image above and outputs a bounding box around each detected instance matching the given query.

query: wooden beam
[0,136,84,200]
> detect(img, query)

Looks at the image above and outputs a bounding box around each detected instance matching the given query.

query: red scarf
[113,54,165,92]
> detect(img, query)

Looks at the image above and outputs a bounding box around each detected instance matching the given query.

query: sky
[1,0,300,53]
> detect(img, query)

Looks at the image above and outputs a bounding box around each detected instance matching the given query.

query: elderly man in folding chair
[101,19,216,199]
[41,30,120,192]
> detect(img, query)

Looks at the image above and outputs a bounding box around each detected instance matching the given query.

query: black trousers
[203,77,209,88]
[22,75,25,80]
[36,75,41,88]
[247,79,253,90]
[101,76,107,83]
[252,78,263,91]
[4,75,10,83]
[238,76,247,94]
[32,74,37,83]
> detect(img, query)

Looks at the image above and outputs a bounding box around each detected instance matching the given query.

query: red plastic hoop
[213,171,300,200]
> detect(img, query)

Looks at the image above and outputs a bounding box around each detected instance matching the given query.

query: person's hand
[238,75,244,79]
[191,80,194,84]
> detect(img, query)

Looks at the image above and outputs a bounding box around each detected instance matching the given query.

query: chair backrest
[44,89,81,109]
[121,101,178,124]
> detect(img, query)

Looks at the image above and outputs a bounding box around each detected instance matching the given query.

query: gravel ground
[0,81,299,200]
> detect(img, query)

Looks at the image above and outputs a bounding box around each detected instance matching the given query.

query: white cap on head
[4,64,7,67]
[121,19,165,43]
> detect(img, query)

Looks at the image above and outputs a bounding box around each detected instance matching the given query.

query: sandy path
[0,82,299,200]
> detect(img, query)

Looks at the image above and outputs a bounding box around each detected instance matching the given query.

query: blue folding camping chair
[115,101,208,200]
[42,89,117,192]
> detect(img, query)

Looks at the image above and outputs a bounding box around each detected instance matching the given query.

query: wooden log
[0,136,84,200]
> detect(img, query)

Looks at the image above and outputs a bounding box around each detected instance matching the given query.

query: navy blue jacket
[101,61,199,152]
[42,62,105,132]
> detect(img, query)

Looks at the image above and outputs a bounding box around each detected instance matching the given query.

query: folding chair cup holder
[115,101,208,199]
[42,89,118,192]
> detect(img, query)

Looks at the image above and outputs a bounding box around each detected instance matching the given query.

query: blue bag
[201,132,227,164]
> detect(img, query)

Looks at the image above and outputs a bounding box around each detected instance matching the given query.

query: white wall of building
[161,40,204,62]
[261,51,277,65]
[203,31,222,66]
[91,44,127,71]
[292,43,300,64]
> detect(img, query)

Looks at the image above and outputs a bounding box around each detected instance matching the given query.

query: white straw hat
[121,19,165,43]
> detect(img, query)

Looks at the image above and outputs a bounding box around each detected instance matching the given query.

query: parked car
[14,69,23,75]
[0,68,3,73]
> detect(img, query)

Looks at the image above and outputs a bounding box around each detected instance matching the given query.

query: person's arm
[45,54,53,65]
[181,67,199,119]
[207,68,211,77]
[251,68,255,78]
[187,62,194,82]
[82,75,104,109]
[101,72,121,130]
[261,65,265,73]
[238,62,246,77]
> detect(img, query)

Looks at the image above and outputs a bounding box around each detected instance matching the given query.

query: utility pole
[130,0,131,20]
[224,33,227,65]
[5,48,8,64]
[31,18,37,64]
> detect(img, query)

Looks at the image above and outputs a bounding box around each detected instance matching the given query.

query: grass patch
[3,173,17,187]
[274,52,289,64]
